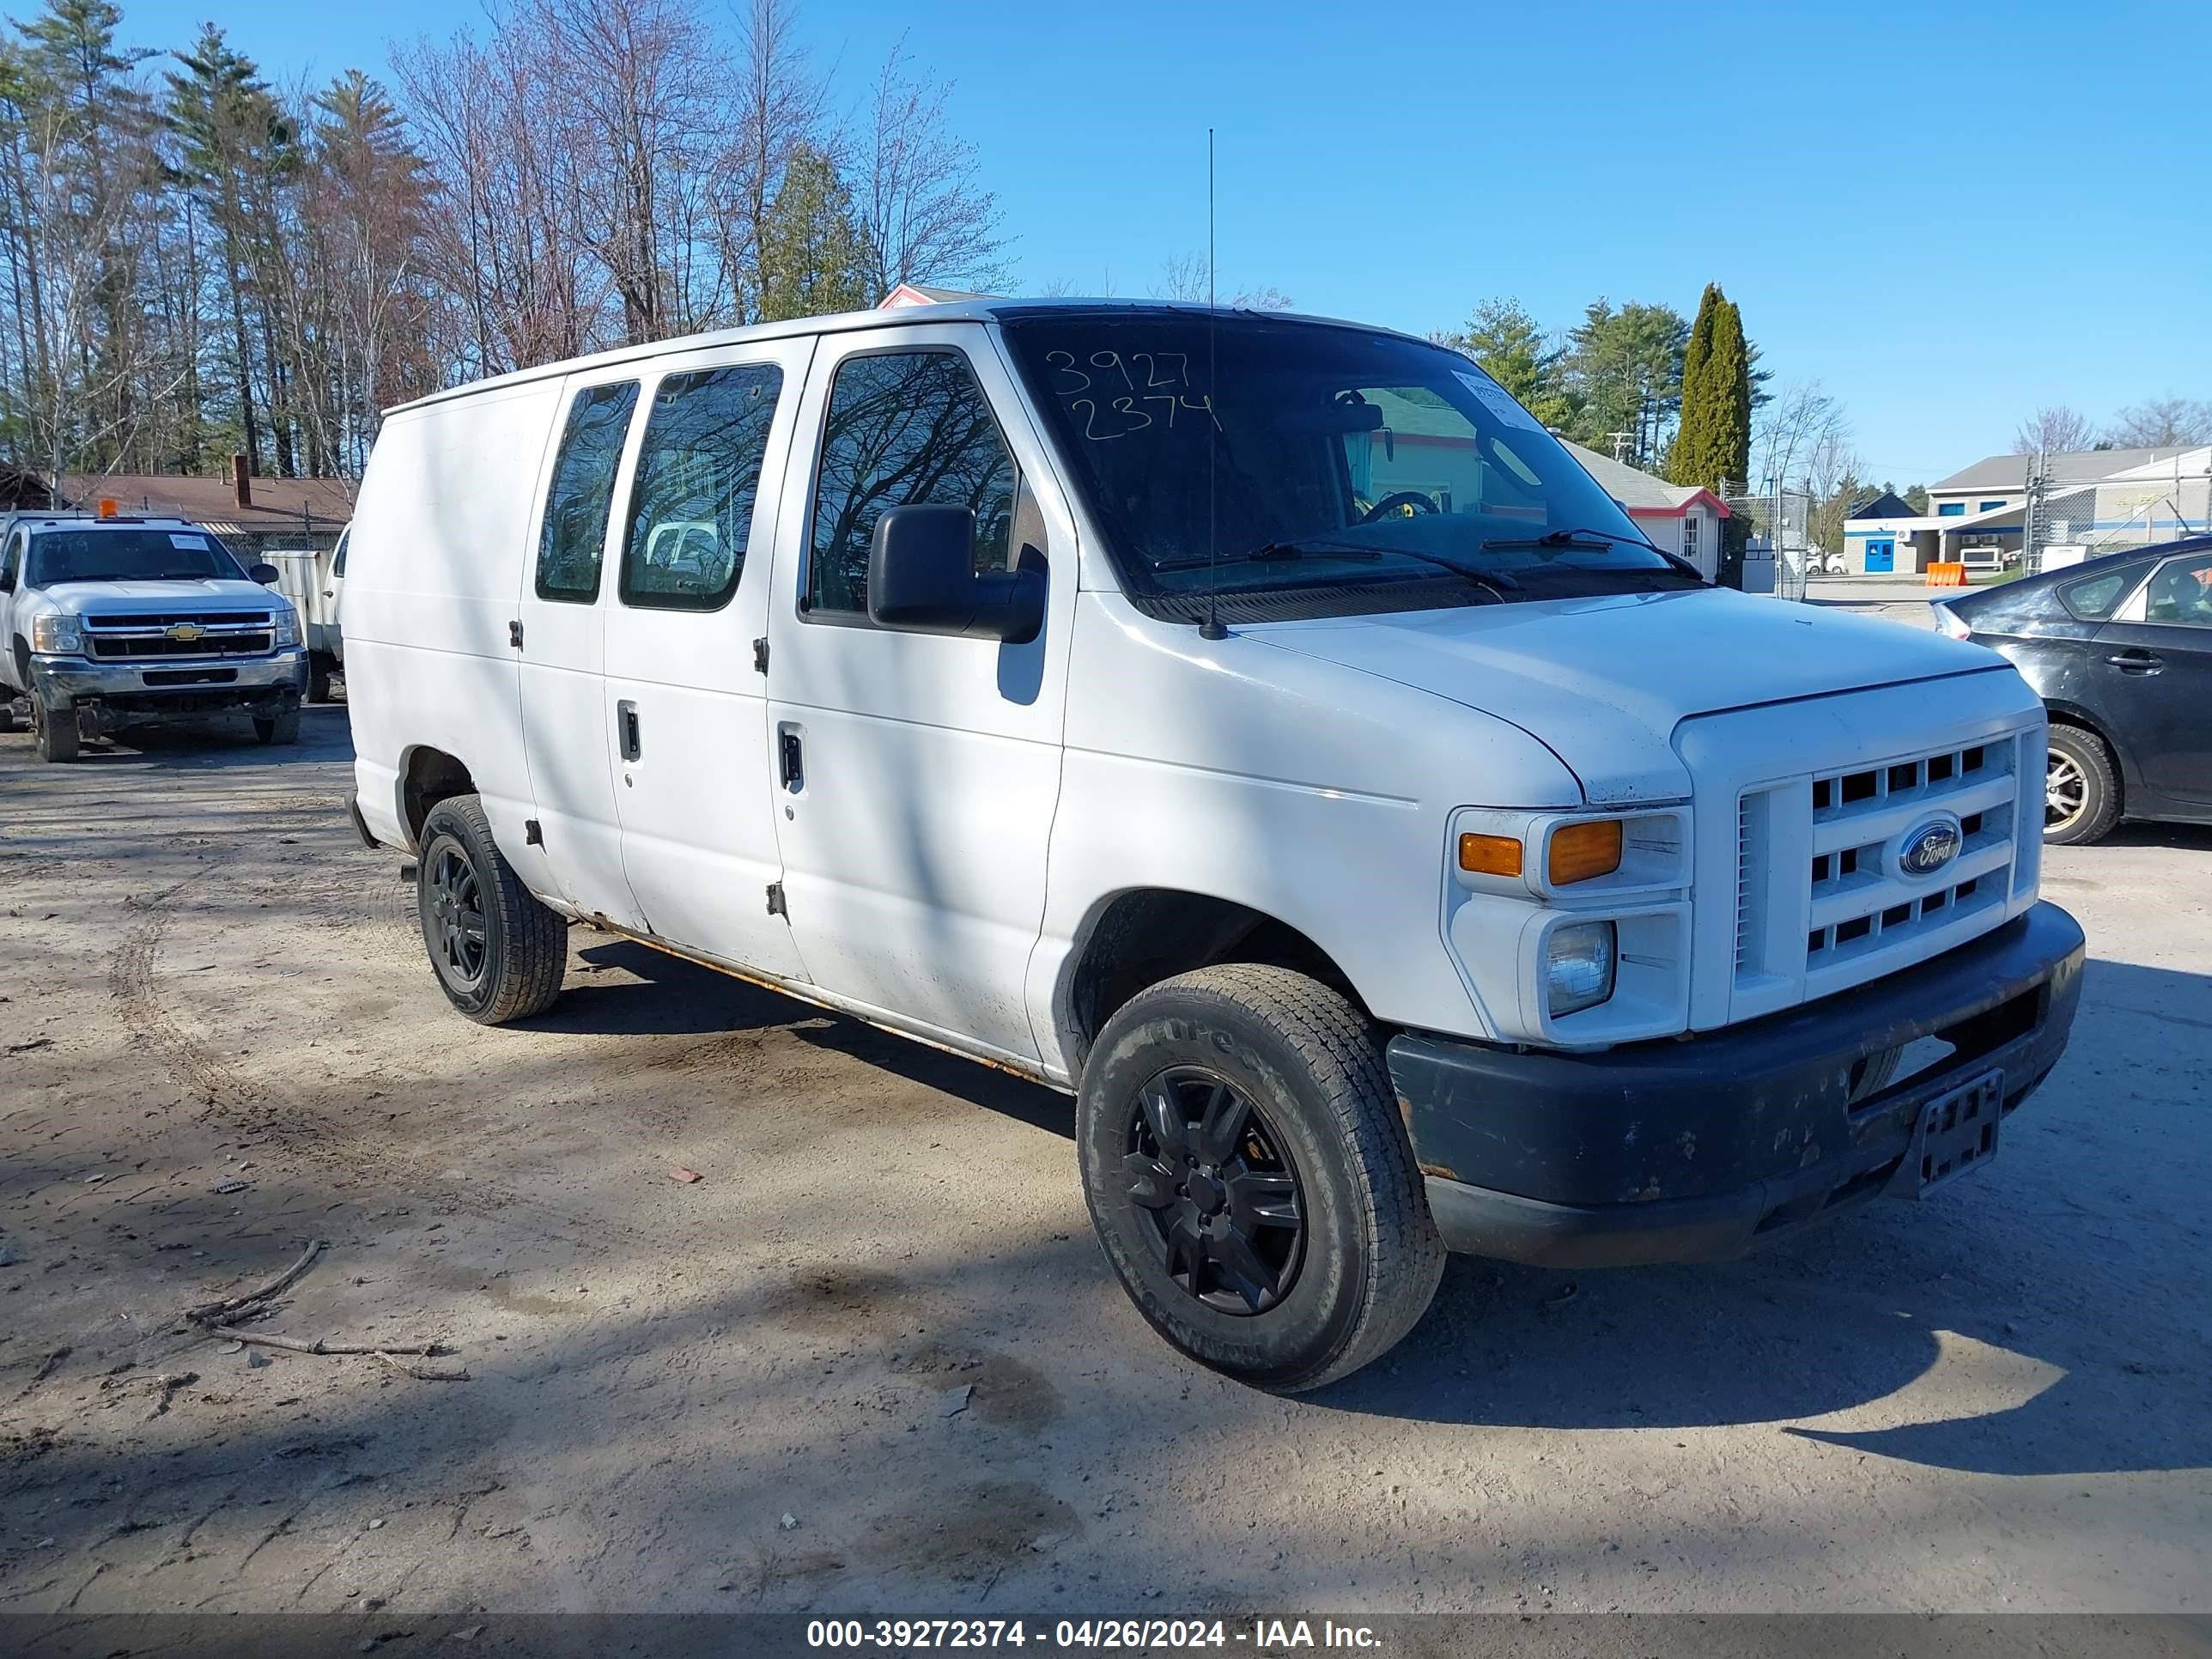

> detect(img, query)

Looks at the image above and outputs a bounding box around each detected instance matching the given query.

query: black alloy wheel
[1124,1066,1306,1316]
[423,841,489,994]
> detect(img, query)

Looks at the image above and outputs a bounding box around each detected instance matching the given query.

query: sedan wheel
[2045,749,2087,835]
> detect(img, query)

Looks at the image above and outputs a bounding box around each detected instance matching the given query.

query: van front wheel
[1076,964,1444,1393]
[415,793,567,1024]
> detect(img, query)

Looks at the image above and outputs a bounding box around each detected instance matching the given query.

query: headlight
[270,609,301,647]
[29,614,83,653]
[1546,921,1617,1018]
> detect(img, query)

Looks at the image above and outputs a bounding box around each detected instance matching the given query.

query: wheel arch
[1059,887,1366,1081]
[2041,701,2130,807]
[398,744,478,852]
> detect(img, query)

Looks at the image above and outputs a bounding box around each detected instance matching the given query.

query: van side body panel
[1031,589,1586,1078]
[347,382,564,857]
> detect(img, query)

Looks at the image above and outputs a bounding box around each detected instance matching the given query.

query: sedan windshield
[27,528,245,586]
[1001,310,1686,617]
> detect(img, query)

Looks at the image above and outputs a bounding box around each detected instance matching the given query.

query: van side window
[806,350,1016,617]
[536,380,640,602]
[619,364,782,611]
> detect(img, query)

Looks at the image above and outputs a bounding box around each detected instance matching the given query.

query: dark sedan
[1934,533,2212,844]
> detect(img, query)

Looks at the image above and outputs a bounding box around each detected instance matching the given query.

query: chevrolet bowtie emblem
[165,623,207,642]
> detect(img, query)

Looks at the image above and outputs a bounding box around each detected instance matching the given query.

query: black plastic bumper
[1390,902,2086,1267]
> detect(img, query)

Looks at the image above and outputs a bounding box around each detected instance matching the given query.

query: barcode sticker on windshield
[1453,369,1542,432]
[169,534,207,549]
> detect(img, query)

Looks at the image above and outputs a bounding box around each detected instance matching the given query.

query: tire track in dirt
[106,854,651,1258]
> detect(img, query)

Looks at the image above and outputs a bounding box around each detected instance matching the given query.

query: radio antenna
[1198,127,1226,641]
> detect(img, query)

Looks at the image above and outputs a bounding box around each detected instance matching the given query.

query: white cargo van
[346,301,2083,1390]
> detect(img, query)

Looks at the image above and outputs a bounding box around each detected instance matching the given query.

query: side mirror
[0,568,14,592]
[248,562,281,586]
[867,504,1045,644]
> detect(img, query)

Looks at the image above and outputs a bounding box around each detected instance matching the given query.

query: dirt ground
[2,701,2208,1623]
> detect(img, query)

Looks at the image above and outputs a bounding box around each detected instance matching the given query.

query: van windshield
[1000,310,1690,618]
[27,528,245,586]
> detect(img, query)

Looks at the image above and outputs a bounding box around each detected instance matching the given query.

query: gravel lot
[2,684,2208,1623]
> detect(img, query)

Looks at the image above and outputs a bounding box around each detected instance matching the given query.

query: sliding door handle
[617,700,642,761]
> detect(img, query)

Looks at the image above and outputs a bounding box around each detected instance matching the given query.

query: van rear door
[600,335,813,977]
[515,372,648,931]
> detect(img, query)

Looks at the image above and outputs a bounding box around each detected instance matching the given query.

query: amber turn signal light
[1457,831,1523,878]
[1549,819,1624,884]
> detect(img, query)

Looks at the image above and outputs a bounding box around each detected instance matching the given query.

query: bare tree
[2105,395,2212,448]
[1152,252,1291,309]
[852,37,1006,304]
[2012,404,2097,455]
[1753,379,1847,496]
[722,0,826,321]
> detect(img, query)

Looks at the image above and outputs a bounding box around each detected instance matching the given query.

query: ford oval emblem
[1898,815,1963,878]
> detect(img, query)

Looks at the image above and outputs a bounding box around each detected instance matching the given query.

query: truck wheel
[307,654,334,704]
[2045,726,2119,846]
[253,708,301,745]
[415,793,566,1024]
[1076,963,1445,1393]
[31,692,78,763]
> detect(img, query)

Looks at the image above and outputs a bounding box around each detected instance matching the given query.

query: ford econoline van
[345,301,2083,1390]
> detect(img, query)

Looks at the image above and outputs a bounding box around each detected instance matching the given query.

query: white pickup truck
[2,514,308,761]
[343,300,2084,1391]
[264,526,349,702]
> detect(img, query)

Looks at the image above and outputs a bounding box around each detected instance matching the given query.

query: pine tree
[756,146,873,322]
[1439,298,1577,430]
[1711,295,1752,493]
[1668,283,1724,488]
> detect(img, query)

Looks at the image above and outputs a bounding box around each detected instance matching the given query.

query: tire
[1076,963,1445,1393]
[253,708,301,744]
[31,690,78,763]
[2044,724,2120,846]
[415,793,566,1024]
[307,655,334,704]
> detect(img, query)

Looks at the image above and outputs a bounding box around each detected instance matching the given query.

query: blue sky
[111,0,2211,487]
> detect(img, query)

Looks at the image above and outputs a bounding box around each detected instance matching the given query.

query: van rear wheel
[1076,963,1444,1393]
[415,793,567,1024]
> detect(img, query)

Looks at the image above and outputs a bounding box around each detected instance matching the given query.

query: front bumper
[1390,902,2086,1267]
[30,650,307,727]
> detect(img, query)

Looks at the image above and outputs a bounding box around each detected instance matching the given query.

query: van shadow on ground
[544,933,2208,1483]
[547,935,1074,1140]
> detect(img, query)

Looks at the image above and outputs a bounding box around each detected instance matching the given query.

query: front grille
[1734,730,2034,1004]
[1803,739,2018,969]
[84,612,275,661]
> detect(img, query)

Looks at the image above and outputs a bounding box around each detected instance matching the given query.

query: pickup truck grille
[1732,728,2038,1012]
[84,612,275,660]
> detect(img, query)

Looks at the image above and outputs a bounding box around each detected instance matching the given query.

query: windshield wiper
[1482,525,1706,583]
[1154,539,1384,571]
[1158,538,1522,603]
[1376,548,1522,601]
[1482,527,1632,552]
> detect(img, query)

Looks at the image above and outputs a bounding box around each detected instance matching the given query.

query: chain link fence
[1722,483,1816,599]
[2022,452,2209,575]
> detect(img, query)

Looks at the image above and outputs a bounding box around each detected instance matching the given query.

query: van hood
[1247,586,2008,804]
[47,578,279,614]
